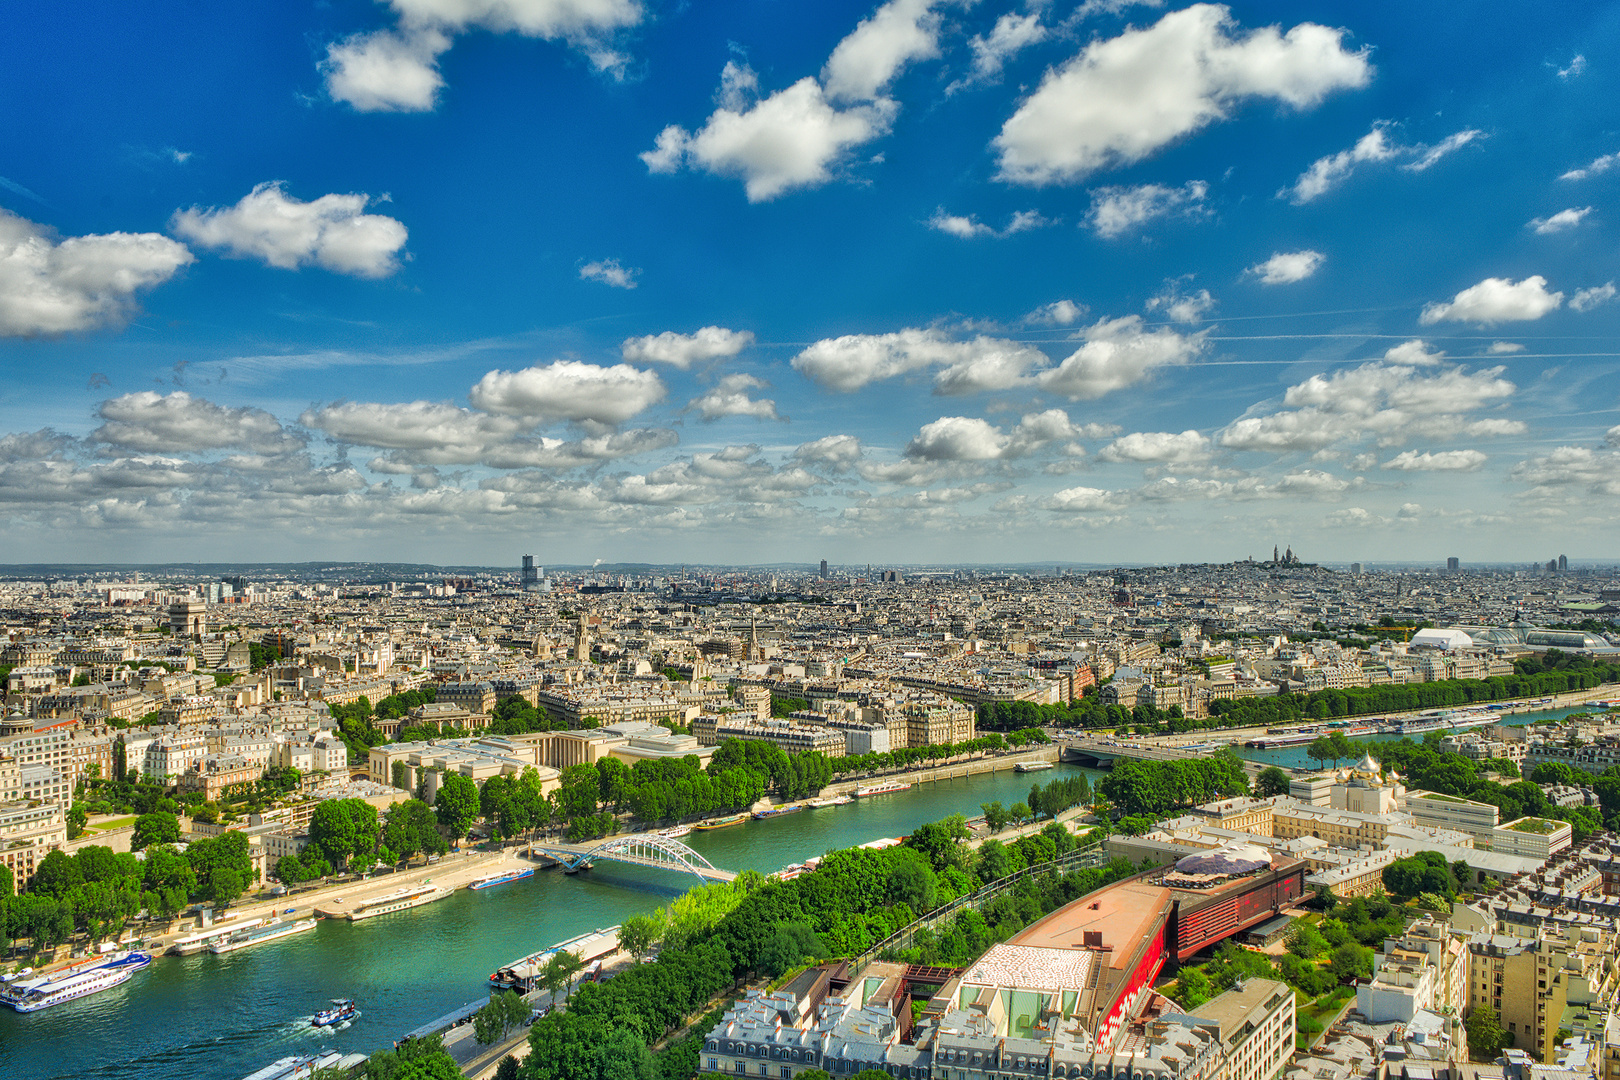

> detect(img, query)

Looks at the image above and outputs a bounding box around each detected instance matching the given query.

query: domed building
[1164,841,1273,887]
[1335,750,1400,814]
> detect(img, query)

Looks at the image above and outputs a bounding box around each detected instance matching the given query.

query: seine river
[1,763,1105,1080]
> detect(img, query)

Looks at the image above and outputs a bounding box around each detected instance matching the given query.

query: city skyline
[2,1,1619,565]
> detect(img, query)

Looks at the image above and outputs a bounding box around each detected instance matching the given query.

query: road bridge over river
[530,832,739,883]
[1060,737,1301,777]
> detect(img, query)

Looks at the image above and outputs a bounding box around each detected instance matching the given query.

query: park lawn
[85,816,138,831]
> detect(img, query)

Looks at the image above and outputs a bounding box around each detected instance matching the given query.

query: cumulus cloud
[821,0,944,103]
[993,4,1370,186]
[1529,207,1593,234]
[1036,315,1204,400]
[468,360,665,423]
[323,0,644,111]
[1145,282,1215,323]
[687,374,782,421]
[322,28,450,113]
[1486,341,1525,354]
[93,392,304,455]
[0,207,193,336]
[1044,485,1123,512]
[1558,54,1587,80]
[1570,283,1617,312]
[1381,449,1487,471]
[792,329,1048,394]
[793,434,864,468]
[622,326,753,368]
[1018,301,1084,329]
[1420,275,1563,325]
[171,182,407,278]
[1087,181,1208,237]
[1220,350,1518,453]
[904,410,1084,461]
[1099,429,1210,464]
[1248,249,1323,284]
[1281,125,1483,203]
[1510,445,1620,498]
[1561,152,1617,181]
[579,258,638,288]
[645,0,950,201]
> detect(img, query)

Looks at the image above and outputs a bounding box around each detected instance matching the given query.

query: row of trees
[274,797,454,884]
[829,730,1048,777]
[3,830,255,952]
[1097,749,1251,816]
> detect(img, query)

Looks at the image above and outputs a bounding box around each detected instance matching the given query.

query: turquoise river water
[2,704,1591,1079]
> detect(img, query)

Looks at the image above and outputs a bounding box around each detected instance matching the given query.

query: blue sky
[1,0,1618,567]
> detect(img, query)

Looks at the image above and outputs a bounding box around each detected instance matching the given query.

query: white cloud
[1026,300,1087,326]
[993,4,1370,185]
[468,360,665,423]
[643,80,895,202]
[1099,429,1210,463]
[1570,283,1617,312]
[1558,54,1587,80]
[1282,125,1482,203]
[1086,181,1207,237]
[822,0,944,104]
[1382,339,1446,366]
[927,208,994,238]
[1283,128,1396,203]
[171,182,407,278]
[1248,249,1323,284]
[951,11,1047,92]
[927,207,1056,239]
[1402,129,1485,172]
[1486,341,1525,354]
[1561,152,1617,181]
[1420,275,1563,325]
[1145,283,1214,323]
[0,208,192,336]
[303,400,527,462]
[579,258,639,289]
[322,28,450,112]
[622,326,753,368]
[793,434,864,468]
[1381,449,1487,471]
[905,416,1008,461]
[324,0,644,111]
[687,374,782,422]
[904,409,1082,461]
[1036,315,1204,400]
[1529,207,1593,234]
[1510,445,1620,498]
[94,392,303,454]
[792,328,1048,394]
[1220,354,1517,453]
[1045,485,1122,512]
[644,0,950,202]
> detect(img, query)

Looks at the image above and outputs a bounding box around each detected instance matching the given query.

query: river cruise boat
[659,824,693,839]
[855,781,911,797]
[2,950,152,1012]
[169,916,266,955]
[241,1051,350,1080]
[693,812,749,830]
[345,884,450,921]
[489,927,622,992]
[312,998,357,1027]
[210,918,317,954]
[1014,760,1054,773]
[468,868,535,891]
[752,804,804,820]
[806,795,851,808]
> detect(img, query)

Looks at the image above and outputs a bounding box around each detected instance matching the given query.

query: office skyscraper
[819,559,829,578]
[1447,557,1459,572]
[521,554,539,588]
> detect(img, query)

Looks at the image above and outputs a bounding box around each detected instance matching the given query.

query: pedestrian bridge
[530,832,738,883]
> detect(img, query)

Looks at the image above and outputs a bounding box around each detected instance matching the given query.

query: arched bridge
[530,832,738,883]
